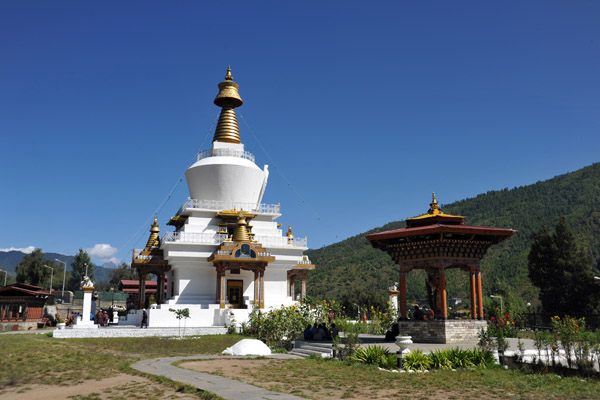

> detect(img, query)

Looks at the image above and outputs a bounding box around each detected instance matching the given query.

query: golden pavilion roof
[406,192,465,227]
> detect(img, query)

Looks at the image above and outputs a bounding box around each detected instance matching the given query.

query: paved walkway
[131,337,540,400]
[131,354,307,400]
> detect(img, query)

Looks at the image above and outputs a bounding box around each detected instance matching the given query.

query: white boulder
[222,339,272,356]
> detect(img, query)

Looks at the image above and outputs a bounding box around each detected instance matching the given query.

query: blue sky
[1,1,599,266]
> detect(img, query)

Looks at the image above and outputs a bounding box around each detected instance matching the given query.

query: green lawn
[0,333,247,398]
[1,333,599,400]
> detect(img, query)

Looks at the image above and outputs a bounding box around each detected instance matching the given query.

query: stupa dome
[185,67,268,208]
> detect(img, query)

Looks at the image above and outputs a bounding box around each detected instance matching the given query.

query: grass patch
[0,333,247,397]
[182,356,600,400]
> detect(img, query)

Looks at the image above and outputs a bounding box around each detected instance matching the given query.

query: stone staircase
[289,340,334,358]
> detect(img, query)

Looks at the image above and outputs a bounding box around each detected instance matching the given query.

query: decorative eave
[167,215,188,230]
[290,263,315,270]
[367,224,515,249]
[216,210,257,222]
[208,241,275,264]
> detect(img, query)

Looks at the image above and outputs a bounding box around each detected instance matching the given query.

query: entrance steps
[289,340,333,358]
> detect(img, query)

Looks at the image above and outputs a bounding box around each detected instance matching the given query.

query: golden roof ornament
[428,192,441,215]
[232,210,251,242]
[212,66,243,144]
[144,217,161,249]
[286,225,294,243]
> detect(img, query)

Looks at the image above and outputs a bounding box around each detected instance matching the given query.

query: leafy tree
[15,249,50,287]
[67,249,94,291]
[108,262,138,288]
[528,217,598,314]
[95,262,139,292]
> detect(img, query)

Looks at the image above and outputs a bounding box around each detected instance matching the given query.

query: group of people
[303,322,338,341]
[94,310,111,327]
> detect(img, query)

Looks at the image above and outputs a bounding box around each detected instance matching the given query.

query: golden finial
[213,66,243,144]
[145,217,161,249]
[429,192,440,215]
[286,225,294,243]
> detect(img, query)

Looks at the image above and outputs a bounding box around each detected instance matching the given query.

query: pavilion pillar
[476,270,484,320]
[399,270,407,320]
[216,264,226,309]
[286,272,291,298]
[157,274,164,304]
[439,267,447,320]
[301,271,307,300]
[254,269,259,306]
[290,275,296,298]
[139,276,146,308]
[259,268,265,308]
[469,268,477,319]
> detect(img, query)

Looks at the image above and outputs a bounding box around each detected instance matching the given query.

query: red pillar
[439,268,447,320]
[259,268,265,308]
[476,270,484,320]
[399,271,407,319]
[470,269,477,319]
[254,269,259,306]
[217,265,226,309]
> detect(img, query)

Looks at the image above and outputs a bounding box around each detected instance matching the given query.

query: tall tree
[95,262,140,292]
[67,249,94,291]
[15,248,51,288]
[528,217,598,314]
[107,262,138,289]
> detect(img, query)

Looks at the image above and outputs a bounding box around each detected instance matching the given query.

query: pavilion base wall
[399,320,487,344]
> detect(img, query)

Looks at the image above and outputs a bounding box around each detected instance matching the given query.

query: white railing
[297,258,312,265]
[196,148,255,163]
[161,232,229,245]
[161,231,307,249]
[133,249,163,260]
[254,235,308,248]
[178,198,281,215]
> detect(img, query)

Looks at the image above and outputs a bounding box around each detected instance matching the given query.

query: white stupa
[135,67,314,328]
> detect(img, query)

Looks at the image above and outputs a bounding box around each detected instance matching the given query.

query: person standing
[141,309,148,328]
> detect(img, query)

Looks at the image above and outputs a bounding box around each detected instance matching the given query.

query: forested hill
[305,162,600,310]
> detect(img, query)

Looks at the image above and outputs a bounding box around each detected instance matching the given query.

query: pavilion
[367,193,515,343]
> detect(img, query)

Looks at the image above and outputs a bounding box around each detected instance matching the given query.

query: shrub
[445,347,474,369]
[352,345,390,368]
[402,349,431,371]
[429,349,452,370]
[477,327,495,352]
[488,311,521,338]
[468,348,496,368]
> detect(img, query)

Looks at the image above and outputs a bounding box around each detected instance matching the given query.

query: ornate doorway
[227,280,244,308]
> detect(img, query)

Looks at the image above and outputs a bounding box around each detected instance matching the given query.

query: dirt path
[0,373,198,400]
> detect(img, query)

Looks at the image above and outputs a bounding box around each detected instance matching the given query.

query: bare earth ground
[0,374,199,400]
[181,359,454,400]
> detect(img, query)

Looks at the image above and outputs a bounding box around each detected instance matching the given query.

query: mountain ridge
[305,162,600,310]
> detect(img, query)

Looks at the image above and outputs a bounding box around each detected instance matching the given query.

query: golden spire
[286,225,294,243]
[428,192,441,215]
[232,210,251,242]
[213,66,243,144]
[144,217,161,249]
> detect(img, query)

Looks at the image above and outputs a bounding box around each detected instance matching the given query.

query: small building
[119,279,167,309]
[0,283,51,323]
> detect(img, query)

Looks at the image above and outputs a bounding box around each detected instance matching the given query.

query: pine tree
[528,217,597,314]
